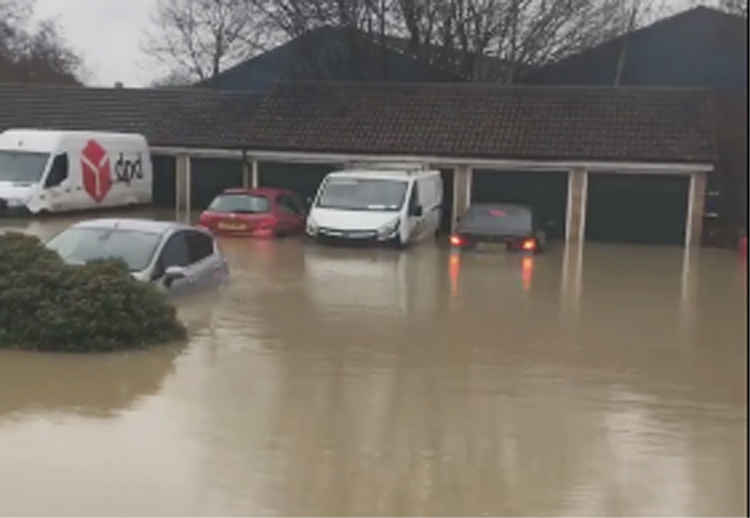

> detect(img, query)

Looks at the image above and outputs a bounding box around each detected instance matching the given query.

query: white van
[0,129,152,215]
[306,165,443,247]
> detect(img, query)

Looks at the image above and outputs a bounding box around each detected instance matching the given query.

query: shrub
[0,232,186,352]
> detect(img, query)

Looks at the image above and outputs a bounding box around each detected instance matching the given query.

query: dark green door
[586,173,689,245]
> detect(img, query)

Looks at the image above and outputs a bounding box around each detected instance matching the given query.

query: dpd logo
[81,140,112,203]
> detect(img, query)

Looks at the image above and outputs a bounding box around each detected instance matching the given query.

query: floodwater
[0,209,746,515]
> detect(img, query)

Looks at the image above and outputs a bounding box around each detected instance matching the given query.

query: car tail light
[450,234,465,247]
[522,238,536,251]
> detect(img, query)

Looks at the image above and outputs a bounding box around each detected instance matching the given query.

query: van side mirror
[411,205,423,217]
[164,265,186,288]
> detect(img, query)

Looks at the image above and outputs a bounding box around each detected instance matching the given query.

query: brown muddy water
[0,208,746,515]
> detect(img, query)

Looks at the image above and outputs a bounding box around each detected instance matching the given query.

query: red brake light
[450,234,464,247]
[522,238,536,251]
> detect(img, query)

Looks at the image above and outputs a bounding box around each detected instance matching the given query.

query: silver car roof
[71,218,200,235]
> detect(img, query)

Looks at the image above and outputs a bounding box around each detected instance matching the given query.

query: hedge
[0,232,186,352]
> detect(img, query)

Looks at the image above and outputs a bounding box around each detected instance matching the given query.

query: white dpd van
[306,164,443,247]
[0,129,152,214]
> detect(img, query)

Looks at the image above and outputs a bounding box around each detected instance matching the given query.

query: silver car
[46,218,229,294]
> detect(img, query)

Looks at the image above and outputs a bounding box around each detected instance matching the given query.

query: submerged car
[199,187,306,237]
[450,203,547,253]
[46,219,229,293]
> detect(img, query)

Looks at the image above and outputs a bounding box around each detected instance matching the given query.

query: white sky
[33,0,716,88]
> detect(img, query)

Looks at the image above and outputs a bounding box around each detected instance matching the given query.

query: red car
[198,188,306,237]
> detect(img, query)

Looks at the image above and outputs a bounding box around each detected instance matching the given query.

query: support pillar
[175,153,191,223]
[685,171,706,247]
[242,160,250,188]
[251,160,259,188]
[565,168,588,243]
[451,165,472,232]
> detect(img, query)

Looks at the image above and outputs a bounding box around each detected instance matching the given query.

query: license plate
[218,221,247,231]
[477,242,506,251]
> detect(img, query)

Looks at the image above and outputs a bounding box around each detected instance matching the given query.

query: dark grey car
[450,203,548,253]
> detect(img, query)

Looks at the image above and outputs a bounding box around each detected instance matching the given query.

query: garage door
[259,162,335,201]
[191,158,243,210]
[472,170,568,238]
[586,173,689,245]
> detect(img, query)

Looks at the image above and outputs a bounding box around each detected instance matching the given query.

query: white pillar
[185,154,191,223]
[175,153,191,223]
[685,171,706,247]
[565,168,588,243]
[451,165,472,232]
[251,160,259,188]
[242,160,250,188]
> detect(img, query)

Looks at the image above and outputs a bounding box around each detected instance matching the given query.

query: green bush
[0,232,186,352]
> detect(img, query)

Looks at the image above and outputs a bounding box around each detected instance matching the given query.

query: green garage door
[190,158,243,210]
[152,155,176,208]
[472,170,568,238]
[586,173,689,245]
[259,163,335,201]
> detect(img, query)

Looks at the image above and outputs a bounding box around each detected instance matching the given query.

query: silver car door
[184,230,225,290]
[156,231,193,295]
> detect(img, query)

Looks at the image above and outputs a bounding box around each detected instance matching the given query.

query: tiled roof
[0,81,717,164]
[246,82,717,163]
[0,84,262,148]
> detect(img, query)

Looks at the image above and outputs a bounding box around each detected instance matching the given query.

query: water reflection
[0,345,183,420]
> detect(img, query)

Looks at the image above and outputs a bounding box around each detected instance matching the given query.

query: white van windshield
[317,178,408,211]
[0,150,50,183]
[46,227,162,272]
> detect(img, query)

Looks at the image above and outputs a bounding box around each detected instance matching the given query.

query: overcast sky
[34,0,713,88]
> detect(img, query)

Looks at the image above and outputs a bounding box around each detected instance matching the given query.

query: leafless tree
[393,0,669,82]
[0,0,83,84]
[719,0,747,17]
[142,0,273,84]
[248,0,396,38]
[149,69,195,88]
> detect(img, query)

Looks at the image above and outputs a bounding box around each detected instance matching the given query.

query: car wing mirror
[164,265,187,288]
[411,205,423,217]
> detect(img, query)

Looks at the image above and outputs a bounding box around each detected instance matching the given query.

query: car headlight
[377,218,400,238]
[306,218,319,236]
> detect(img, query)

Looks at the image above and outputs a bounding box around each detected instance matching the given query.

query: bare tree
[149,69,195,88]
[142,0,272,84]
[249,0,395,37]
[0,0,83,84]
[719,0,747,17]
[393,0,669,83]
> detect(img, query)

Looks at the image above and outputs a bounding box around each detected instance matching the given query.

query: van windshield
[0,150,50,183]
[46,227,162,272]
[317,178,408,211]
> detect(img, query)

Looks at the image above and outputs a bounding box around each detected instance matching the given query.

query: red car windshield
[208,194,270,214]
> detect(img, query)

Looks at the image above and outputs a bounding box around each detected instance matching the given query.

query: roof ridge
[270,80,714,92]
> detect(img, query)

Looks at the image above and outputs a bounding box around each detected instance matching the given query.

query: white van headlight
[306,218,319,236]
[377,218,400,239]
